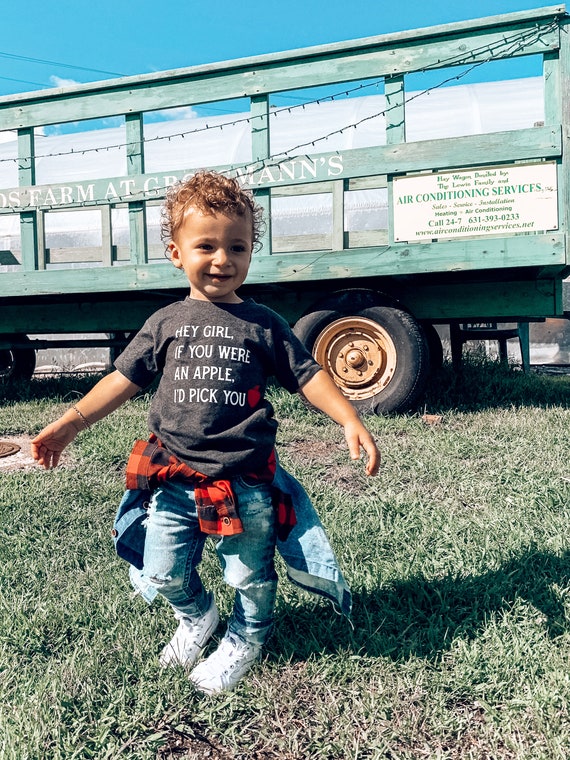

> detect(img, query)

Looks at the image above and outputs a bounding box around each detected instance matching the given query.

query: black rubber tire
[294,304,430,415]
[0,334,36,381]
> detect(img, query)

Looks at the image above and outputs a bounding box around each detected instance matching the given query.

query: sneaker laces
[160,602,219,667]
[218,635,259,671]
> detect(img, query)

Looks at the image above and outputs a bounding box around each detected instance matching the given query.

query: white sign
[393,162,558,242]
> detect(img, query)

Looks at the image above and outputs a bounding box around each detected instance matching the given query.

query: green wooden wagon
[0,5,567,412]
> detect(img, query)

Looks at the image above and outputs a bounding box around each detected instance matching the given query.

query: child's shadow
[271,548,570,661]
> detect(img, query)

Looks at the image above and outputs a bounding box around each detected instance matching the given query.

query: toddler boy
[31,170,379,693]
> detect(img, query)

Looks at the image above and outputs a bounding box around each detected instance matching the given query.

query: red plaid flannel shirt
[125,435,296,539]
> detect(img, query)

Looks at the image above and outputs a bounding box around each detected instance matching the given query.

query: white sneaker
[159,601,219,668]
[189,633,262,694]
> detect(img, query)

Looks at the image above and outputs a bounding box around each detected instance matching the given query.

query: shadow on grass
[0,374,105,404]
[2,357,570,413]
[271,547,570,662]
[423,358,570,413]
[0,373,159,405]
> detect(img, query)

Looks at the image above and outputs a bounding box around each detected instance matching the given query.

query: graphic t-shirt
[114,298,320,477]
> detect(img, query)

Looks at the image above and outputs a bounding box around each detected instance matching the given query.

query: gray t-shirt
[114,298,320,477]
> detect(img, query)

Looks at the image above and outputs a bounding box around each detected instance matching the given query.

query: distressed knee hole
[148,573,173,587]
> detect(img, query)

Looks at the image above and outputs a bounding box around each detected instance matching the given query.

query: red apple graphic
[247,385,261,407]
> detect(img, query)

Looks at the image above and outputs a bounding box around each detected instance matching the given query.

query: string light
[0,18,558,213]
[0,20,553,167]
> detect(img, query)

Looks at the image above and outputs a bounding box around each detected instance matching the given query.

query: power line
[0,75,50,88]
[0,49,126,78]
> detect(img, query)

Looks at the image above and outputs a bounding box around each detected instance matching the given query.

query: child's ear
[169,242,183,269]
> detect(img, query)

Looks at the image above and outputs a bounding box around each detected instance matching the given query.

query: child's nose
[212,247,230,265]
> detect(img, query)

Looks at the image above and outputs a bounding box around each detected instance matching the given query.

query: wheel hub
[345,348,367,370]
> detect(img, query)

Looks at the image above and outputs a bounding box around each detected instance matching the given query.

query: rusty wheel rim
[313,316,397,401]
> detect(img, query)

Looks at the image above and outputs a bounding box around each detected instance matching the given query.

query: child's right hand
[30,370,141,470]
[31,417,80,469]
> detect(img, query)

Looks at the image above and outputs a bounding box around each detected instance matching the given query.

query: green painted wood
[385,76,405,144]
[0,10,561,129]
[101,205,113,266]
[126,113,145,174]
[2,233,564,301]
[395,278,561,320]
[0,127,560,215]
[17,128,34,185]
[19,213,39,271]
[0,275,560,333]
[0,299,173,333]
[0,6,568,335]
[126,114,148,265]
[126,202,147,265]
[2,264,188,296]
[543,52,560,127]
[558,16,570,253]
[17,129,39,271]
[250,95,272,254]
[247,234,567,282]
[332,180,345,251]
[36,210,46,271]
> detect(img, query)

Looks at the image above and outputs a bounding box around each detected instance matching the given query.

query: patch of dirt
[283,439,344,465]
[283,439,365,495]
[156,732,295,760]
[154,715,300,760]
[0,435,72,472]
[157,734,235,759]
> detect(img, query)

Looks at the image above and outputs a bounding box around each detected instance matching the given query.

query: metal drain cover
[0,441,21,458]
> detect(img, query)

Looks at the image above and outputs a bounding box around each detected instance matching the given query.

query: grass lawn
[1,359,570,759]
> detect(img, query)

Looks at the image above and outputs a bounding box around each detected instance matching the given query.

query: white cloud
[50,75,81,89]
[152,106,198,121]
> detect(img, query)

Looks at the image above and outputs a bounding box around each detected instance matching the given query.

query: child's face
[168,207,253,303]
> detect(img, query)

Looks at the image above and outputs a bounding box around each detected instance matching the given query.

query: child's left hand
[300,370,381,476]
[343,419,380,476]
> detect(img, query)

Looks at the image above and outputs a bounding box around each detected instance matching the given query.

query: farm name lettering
[0,155,344,211]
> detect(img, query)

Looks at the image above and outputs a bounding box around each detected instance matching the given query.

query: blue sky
[0,0,556,96]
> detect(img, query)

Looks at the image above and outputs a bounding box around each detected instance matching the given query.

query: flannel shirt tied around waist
[125,434,296,539]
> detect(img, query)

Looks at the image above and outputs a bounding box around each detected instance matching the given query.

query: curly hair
[160,170,264,251]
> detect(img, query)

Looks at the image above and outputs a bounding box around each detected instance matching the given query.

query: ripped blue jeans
[141,476,277,647]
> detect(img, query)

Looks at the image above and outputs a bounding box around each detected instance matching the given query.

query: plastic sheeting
[0,76,544,250]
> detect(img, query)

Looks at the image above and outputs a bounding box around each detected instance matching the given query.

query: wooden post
[126,113,147,265]
[18,128,45,271]
[251,95,271,255]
